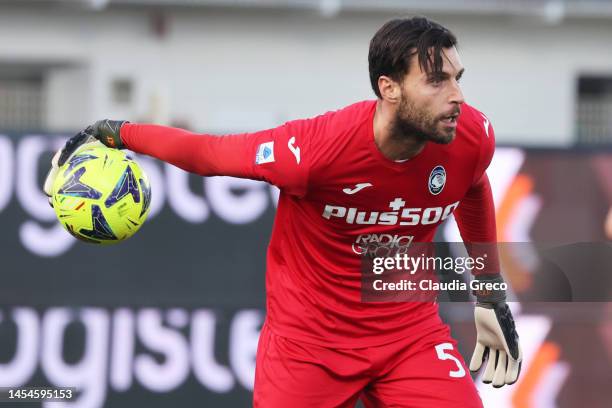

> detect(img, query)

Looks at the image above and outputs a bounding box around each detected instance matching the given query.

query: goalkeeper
[45,16,521,407]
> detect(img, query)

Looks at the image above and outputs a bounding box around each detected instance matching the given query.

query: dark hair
[368,17,458,98]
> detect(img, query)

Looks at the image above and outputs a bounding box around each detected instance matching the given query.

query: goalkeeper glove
[43,120,128,207]
[469,274,522,387]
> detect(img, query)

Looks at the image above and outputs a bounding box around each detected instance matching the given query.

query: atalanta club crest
[428,166,446,195]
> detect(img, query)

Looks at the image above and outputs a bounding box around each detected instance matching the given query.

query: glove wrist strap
[95,120,128,149]
[472,273,507,305]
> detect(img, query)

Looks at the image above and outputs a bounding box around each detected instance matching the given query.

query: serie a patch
[255,141,275,164]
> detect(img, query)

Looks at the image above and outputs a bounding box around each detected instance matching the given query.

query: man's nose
[450,81,465,105]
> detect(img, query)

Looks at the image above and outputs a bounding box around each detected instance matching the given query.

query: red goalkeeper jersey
[121,100,496,347]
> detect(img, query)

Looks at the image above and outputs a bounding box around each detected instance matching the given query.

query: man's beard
[391,95,457,145]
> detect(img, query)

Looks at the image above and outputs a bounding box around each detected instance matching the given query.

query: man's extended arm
[45,118,316,205]
[120,123,255,178]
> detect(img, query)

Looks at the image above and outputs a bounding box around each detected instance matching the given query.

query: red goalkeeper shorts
[253,321,483,408]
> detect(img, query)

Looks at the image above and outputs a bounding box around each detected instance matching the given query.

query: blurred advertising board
[0,133,610,407]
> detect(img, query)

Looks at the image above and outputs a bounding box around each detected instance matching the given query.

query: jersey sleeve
[472,112,495,185]
[120,116,323,197]
[454,112,499,275]
[456,110,496,241]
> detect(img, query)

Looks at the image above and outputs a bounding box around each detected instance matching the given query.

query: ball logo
[106,136,116,147]
[255,141,275,165]
[428,166,446,195]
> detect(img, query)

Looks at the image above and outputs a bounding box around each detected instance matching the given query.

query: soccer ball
[51,145,151,244]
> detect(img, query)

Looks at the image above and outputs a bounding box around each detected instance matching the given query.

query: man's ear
[378,75,401,104]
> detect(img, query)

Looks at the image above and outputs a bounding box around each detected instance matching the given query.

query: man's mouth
[440,112,459,126]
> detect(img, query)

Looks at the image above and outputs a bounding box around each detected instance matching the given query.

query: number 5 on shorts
[435,343,466,378]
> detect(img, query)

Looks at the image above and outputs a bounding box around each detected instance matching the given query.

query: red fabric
[455,173,496,242]
[121,100,498,347]
[454,173,501,275]
[254,321,483,408]
[121,118,315,196]
[121,124,248,177]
